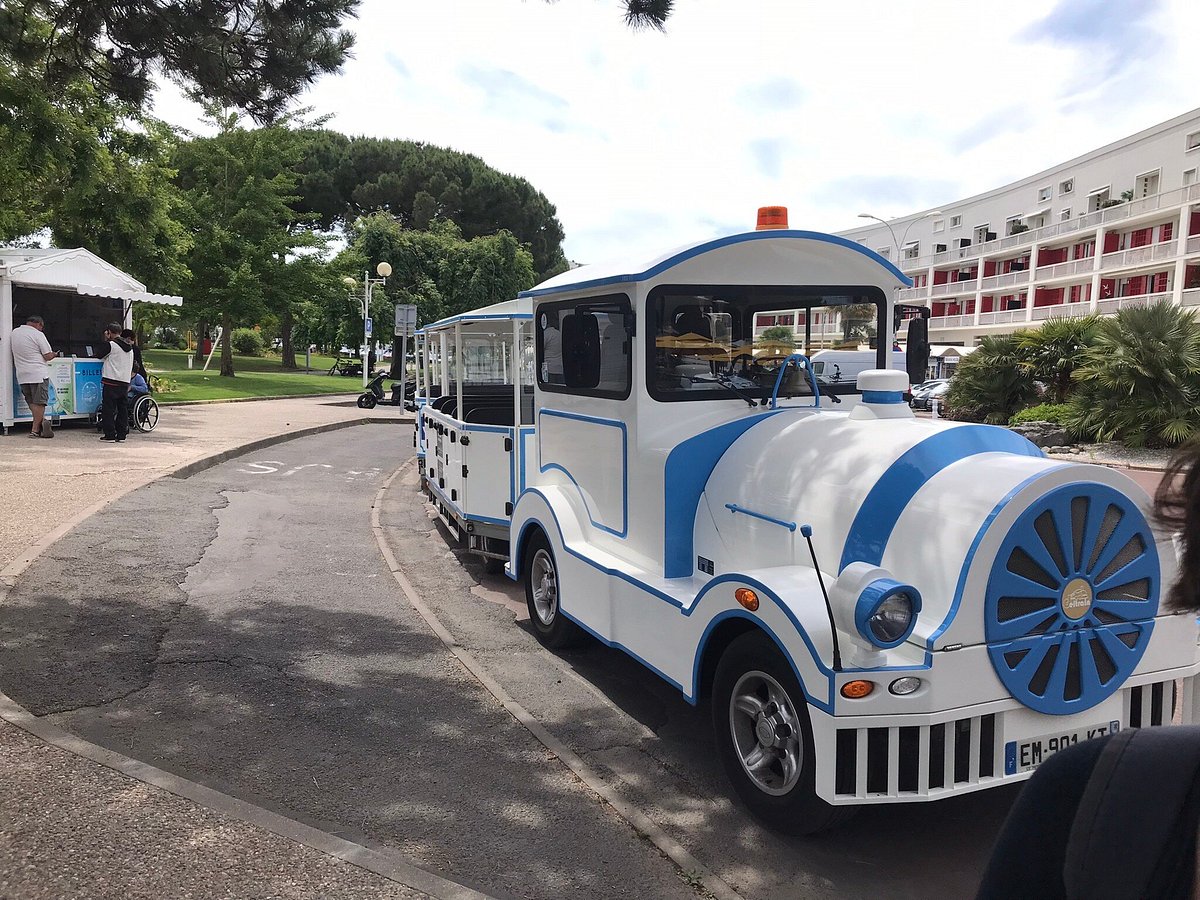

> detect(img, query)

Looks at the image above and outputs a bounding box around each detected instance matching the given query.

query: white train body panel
[416,229,1199,808]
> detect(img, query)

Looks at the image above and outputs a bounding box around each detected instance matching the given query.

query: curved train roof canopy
[519,229,912,301]
[421,296,532,333]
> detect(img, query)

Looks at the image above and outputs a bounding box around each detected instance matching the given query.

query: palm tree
[945,334,1038,424]
[1015,315,1100,404]
[1066,303,1200,447]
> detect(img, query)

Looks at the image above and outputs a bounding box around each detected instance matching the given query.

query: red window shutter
[1161,223,1174,242]
[1103,232,1120,253]
[1153,272,1169,293]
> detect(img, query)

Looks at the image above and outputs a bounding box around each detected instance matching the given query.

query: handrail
[724,503,797,532]
[769,353,821,409]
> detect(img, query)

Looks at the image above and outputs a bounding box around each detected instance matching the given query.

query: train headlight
[854,579,922,649]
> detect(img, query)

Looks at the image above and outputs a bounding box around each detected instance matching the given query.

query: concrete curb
[372,462,744,900]
[161,391,361,406]
[0,690,493,900]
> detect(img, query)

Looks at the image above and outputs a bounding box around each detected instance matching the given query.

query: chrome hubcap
[530,549,557,625]
[729,670,802,795]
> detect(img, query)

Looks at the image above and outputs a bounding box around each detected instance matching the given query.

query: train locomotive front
[699,388,1198,814]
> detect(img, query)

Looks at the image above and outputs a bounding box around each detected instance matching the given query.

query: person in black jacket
[978,441,1200,899]
[120,328,147,380]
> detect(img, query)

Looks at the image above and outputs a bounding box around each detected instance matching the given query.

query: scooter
[357,371,410,409]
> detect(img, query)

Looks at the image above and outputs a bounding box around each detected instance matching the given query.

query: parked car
[911,380,951,410]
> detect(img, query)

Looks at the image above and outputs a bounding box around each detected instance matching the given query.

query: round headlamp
[854,579,922,649]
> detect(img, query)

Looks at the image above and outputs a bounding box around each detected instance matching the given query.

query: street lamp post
[856,209,943,358]
[343,262,393,389]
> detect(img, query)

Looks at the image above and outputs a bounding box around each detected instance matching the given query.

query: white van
[809,349,906,385]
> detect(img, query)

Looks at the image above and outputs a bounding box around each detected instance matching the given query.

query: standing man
[10,314,57,438]
[97,323,134,443]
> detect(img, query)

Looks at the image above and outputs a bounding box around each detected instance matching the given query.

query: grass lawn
[142,349,365,403]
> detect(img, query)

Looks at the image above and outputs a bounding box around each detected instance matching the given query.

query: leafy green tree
[337,213,536,379]
[293,135,567,278]
[0,0,359,122]
[1066,304,1200,447]
[174,113,312,376]
[1014,315,1099,404]
[50,118,190,291]
[759,325,796,346]
[945,334,1038,424]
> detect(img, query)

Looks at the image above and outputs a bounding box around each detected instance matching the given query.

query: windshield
[648,285,887,402]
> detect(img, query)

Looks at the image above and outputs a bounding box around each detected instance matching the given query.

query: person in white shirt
[96,322,134,443]
[10,314,56,438]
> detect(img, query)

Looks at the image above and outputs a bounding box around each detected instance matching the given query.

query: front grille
[831,678,1184,800]
[1128,680,1177,727]
[834,714,998,799]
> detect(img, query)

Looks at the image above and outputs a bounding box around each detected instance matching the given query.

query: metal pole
[362,270,370,390]
[454,321,464,421]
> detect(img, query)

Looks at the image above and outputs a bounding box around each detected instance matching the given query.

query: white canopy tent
[1,247,182,431]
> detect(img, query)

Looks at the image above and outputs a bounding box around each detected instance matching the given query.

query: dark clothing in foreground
[101,382,129,441]
[978,728,1200,899]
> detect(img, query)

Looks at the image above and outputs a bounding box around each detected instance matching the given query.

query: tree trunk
[280,308,297,369]
[389,334,403,380]
[220,314,235,377]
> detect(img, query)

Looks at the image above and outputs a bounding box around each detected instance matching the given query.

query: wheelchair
[129,393,159,432]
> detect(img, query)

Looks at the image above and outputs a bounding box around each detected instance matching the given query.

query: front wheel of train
[712,630,855,834]
[522,531,585,649]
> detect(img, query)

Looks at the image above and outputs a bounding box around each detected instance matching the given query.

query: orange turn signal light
[756,206,789,230]
[735,588,759,611]
[840,680,875,700]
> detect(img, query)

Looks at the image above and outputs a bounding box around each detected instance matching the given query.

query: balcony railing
[1183,288,1200,308]
[1188,234,1200,255]
[1037,257,1096,279]
[980,270,1030,291]
[1031,301,1094,321]
[1096,292,1173,315]
[977,308,1028,326]
[1104,247,1161,271]
[898,286,928,302]
[895,184,1200,271]
[928,314,971,329]
[930,281,972,297]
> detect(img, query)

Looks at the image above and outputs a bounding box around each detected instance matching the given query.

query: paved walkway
[0,396,400,577]
[0,397,456,900]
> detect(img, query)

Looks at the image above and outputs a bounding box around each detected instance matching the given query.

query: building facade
[836,107,1200,346]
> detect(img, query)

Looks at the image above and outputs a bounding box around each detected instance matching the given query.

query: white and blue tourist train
[413,209,1200,832]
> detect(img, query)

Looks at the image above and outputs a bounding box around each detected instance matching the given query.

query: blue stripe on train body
[838,425,1044,572]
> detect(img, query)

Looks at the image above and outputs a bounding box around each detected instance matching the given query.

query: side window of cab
[536,295,632,400]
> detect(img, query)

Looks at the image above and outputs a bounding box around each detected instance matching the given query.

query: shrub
[1066,303,1200,447]
[944,334,1038,424]
[1010,403,1071,426]
[231,327,265,356]
[1015,315,1099,404]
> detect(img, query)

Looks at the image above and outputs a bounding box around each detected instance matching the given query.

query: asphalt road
[0,424,1016,899]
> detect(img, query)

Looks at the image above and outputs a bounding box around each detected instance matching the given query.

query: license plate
[1004,720,1120,775]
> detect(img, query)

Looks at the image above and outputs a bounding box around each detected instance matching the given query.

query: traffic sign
[395,304,418,337]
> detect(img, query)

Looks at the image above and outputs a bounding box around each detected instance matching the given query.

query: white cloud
[151,0,1200,267]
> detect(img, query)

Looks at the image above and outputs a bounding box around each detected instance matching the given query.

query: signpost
[394,304,418,393]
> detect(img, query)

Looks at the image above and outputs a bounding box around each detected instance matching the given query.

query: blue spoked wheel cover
[985,482,1159,715]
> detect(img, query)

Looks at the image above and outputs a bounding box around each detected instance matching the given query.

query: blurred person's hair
[1156,439,1200,612]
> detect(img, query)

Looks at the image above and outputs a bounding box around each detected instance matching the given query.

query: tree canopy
[0,0,359,122]
[293,133,567,279]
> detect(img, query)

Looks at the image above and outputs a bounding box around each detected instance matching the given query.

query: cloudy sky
[154,0,1200,266]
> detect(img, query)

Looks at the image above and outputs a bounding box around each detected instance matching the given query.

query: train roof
[420,296,533,333]
[519,229,912,300]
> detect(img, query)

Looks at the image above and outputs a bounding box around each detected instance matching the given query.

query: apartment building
[836,107,1200,346]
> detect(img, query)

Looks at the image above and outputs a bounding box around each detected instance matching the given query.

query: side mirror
[905,314,931,385]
